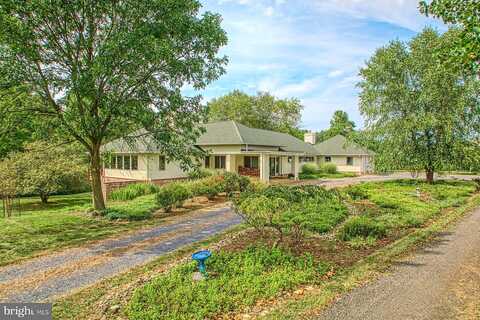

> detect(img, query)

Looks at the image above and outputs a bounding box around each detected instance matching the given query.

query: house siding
[318,155,364,173]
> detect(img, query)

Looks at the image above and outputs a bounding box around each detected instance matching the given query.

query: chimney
[304,131,316,144]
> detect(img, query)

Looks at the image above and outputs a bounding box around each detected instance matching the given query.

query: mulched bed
[220,229,396,268]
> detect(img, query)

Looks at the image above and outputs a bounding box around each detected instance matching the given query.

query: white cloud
[264,6,274,17]
[327,69,344,78]
[312,0,444,31]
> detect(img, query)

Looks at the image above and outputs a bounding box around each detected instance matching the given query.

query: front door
[269,156,280,177]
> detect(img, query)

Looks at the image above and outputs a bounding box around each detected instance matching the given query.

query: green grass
[127,246,330,320]
[299,172,357,180]
[0,193,160,266]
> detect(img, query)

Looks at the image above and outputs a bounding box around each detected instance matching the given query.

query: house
[101,120,318,185]
[309,134,374,174]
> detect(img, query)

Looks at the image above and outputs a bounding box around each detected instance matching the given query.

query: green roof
[103,121,318,154]
[314,135,373,156]
[198,121,318,154]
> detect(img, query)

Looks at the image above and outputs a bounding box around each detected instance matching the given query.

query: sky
[192,0,446,131]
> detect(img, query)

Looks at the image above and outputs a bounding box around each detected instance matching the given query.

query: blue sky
[194,0,445,131]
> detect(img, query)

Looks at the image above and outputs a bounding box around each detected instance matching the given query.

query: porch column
[291,155,300,180]
[259,153,270,182]
[225,154,236,173]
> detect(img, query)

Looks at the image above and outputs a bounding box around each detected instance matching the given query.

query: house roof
[103,120,318,155]
[197,121,318,154]
[314,135,373,156]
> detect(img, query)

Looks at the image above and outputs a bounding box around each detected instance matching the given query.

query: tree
[7,141,88,203]
[316,110,356,142]
[0,85,59,159]
[0,1,227,210]
[207,90,304,138]
[358,28,480,183]
[0,157,18,217]
[420,0,480,74]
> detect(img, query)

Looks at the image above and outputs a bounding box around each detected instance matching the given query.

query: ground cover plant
[127,246,330,320]
[120,180,477,320]
[339,180,476,245]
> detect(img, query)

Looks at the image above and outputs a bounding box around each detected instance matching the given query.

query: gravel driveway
[0,204,241,302]
[316,207,480,320]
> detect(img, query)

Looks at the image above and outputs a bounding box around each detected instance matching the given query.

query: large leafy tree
[0,0,227,210]
[7,141,88,203]
[420,0,480,73]
[316,110,356,142]
[0,85,58,159]
[207,90,304,138]
[358,28,480,183]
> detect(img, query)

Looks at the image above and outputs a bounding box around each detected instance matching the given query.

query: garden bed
[122,180,476,319]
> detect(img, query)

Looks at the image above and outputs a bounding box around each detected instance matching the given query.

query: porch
[206,152,301,183]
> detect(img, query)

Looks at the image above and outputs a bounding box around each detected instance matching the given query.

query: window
[244,156,259,169]
[116,155,123,170]
[325,156,331,162]
[346,157,354,166]
[124,155,131,170]
[204,156,210,168]
[215,155,226,169]
[131,155,138,170]
[108,155,138,170]
[159,155,166,171]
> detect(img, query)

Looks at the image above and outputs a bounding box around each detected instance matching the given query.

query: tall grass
[109,183,160,201]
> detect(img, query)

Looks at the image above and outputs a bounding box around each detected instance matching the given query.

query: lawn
[0,193,161,266]
[299,172,357,180]
[122,180,476,320]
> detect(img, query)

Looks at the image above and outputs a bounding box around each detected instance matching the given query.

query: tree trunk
[40,193,49,204]
[426,169,434,184]
[90,144,106,211]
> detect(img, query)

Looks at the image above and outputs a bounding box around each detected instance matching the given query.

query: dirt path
[316,207,480,320]
[0,204,241,303]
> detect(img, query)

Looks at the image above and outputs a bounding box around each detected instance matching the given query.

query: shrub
[189,176,223,200]
[155,183,192,212]
[321,163,337,174]
[222,172,251,196]
[187,168,214,180]
[301,163,318,174]
[337,216,387,241]
[127,246,322,320]
[109,183,159,201]
[234,185,348,244]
